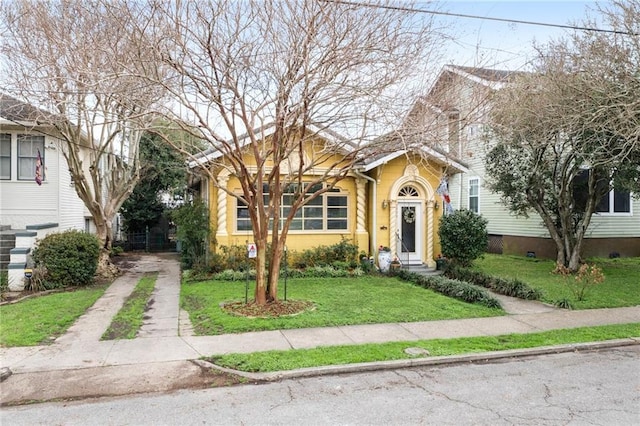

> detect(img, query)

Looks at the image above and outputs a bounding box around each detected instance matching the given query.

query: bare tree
[0,0,166,275]
[144,0,444,304]
[485,0,640,271]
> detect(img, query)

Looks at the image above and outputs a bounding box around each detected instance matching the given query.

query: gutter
[353,169,377,258]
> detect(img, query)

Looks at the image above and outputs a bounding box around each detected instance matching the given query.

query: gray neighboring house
[409,65,639,259]
[1,94,91,290]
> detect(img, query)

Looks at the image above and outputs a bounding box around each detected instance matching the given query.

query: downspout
[354,169,376,259]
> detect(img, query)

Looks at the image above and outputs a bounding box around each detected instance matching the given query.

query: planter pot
[378,251,392,273]
[436,259,448,271]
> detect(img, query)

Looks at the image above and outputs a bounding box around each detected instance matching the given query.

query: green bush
[172,200,210,269]
[32,230,100,287]
[438,209,488,267]
[445,264,542,300]
[292,238,359,268]
[396,269,500,308]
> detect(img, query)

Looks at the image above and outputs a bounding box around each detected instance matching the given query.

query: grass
[474,255,640,309]
[0,286,106,347]
[181,276,504,335]
[209,322,640,372]
[102,273,157,340]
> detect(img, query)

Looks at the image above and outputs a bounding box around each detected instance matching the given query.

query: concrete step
[402,264,443,277]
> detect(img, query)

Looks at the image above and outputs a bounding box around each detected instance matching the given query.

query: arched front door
[397,200,422,264]
[389,167,436,268]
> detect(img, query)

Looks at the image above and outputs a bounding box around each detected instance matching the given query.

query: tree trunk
[254,240,268,305]
[267,240,285,302]
[93,215,118,278]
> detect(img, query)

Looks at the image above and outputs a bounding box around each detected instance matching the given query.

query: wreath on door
[403,208,416,224]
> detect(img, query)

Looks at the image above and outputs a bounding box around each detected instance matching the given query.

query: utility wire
[320,0,637,36]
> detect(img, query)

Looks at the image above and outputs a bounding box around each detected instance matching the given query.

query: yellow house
[189,124,467,268]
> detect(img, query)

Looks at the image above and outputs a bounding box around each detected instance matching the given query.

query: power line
[320,0,636,36]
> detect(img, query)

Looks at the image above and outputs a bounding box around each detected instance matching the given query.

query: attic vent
[398,186,419,197]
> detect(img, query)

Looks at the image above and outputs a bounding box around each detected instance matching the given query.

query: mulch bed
[222,300,315,318]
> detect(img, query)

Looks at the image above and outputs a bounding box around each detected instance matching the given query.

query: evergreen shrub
[438,209,488,267]
[32,230,100,287]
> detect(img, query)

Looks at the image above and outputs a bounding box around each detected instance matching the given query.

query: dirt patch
[110,253,143,271]
[222,299,314,318]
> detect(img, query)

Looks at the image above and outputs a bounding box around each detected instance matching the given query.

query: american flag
[35,149,43,185]
[436,176,453,214]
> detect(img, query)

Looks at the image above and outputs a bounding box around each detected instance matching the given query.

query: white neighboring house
[0,94,93,290]
[411,65,639,259]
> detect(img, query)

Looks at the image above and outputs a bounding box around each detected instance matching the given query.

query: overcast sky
[435,0,610,70]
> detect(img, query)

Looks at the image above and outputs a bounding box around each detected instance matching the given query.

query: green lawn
[181,276,504,335]
[0,286,106,347]
[210,322,640,372]
[474,255,640,309]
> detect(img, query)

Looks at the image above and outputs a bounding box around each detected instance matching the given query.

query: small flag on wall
[35,149,43,185]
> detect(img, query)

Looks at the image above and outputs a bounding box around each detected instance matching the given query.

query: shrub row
[444,265,542,300]
[192,239,363,277]
[396,269,501,308]
[189,265,366,282]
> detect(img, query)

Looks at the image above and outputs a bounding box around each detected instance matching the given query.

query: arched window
[398,185,419,197]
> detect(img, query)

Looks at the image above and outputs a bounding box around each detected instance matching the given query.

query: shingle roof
[446,65,526,83]
[0,93,55,123]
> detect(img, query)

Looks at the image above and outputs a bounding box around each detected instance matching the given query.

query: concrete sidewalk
[1,253,639,405]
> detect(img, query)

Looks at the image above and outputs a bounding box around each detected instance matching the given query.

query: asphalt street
[3,345,639,426]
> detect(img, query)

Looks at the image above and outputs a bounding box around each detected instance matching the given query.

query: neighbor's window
[573,169,631,214]
[0,134,10,180]
[468,177,479,213]
[236,183,348,232]
[597,189,631,214]
[17,134,44,181]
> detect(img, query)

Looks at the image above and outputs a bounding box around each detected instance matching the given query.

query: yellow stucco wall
[206,137,444,263]
[370,154,443,261]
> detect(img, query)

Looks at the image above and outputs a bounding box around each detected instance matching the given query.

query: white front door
[396,201,422,265]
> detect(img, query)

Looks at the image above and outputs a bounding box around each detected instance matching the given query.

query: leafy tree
[171,199,210,269]
[438,210,488,267]
[120,131,188,233]
[485,0,640,271]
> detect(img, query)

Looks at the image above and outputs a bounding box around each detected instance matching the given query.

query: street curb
[197,338,640,382]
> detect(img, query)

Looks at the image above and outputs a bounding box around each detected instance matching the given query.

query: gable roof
[440,64,525,90]
[359,134,468,174]
[188,122,357,169]
[0,93,56,125]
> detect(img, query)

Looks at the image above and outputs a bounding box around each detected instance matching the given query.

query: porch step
[402,263,443,277]
[0,231,18,270]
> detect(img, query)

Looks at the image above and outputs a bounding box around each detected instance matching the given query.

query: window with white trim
[468,177,479,213]
[573,169,631,214]
[0,134,10,180]
[17,134,44,181]
[597,189,631,214]
[236,183,348,232]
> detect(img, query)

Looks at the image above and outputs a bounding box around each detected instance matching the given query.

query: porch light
[434,200,439,210]
[382,199,388,209]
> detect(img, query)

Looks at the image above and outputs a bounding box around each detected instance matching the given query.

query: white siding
[0,137,59,229]
[441,72,640,239]
[58,147,86,231]
[0,131,87,231]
